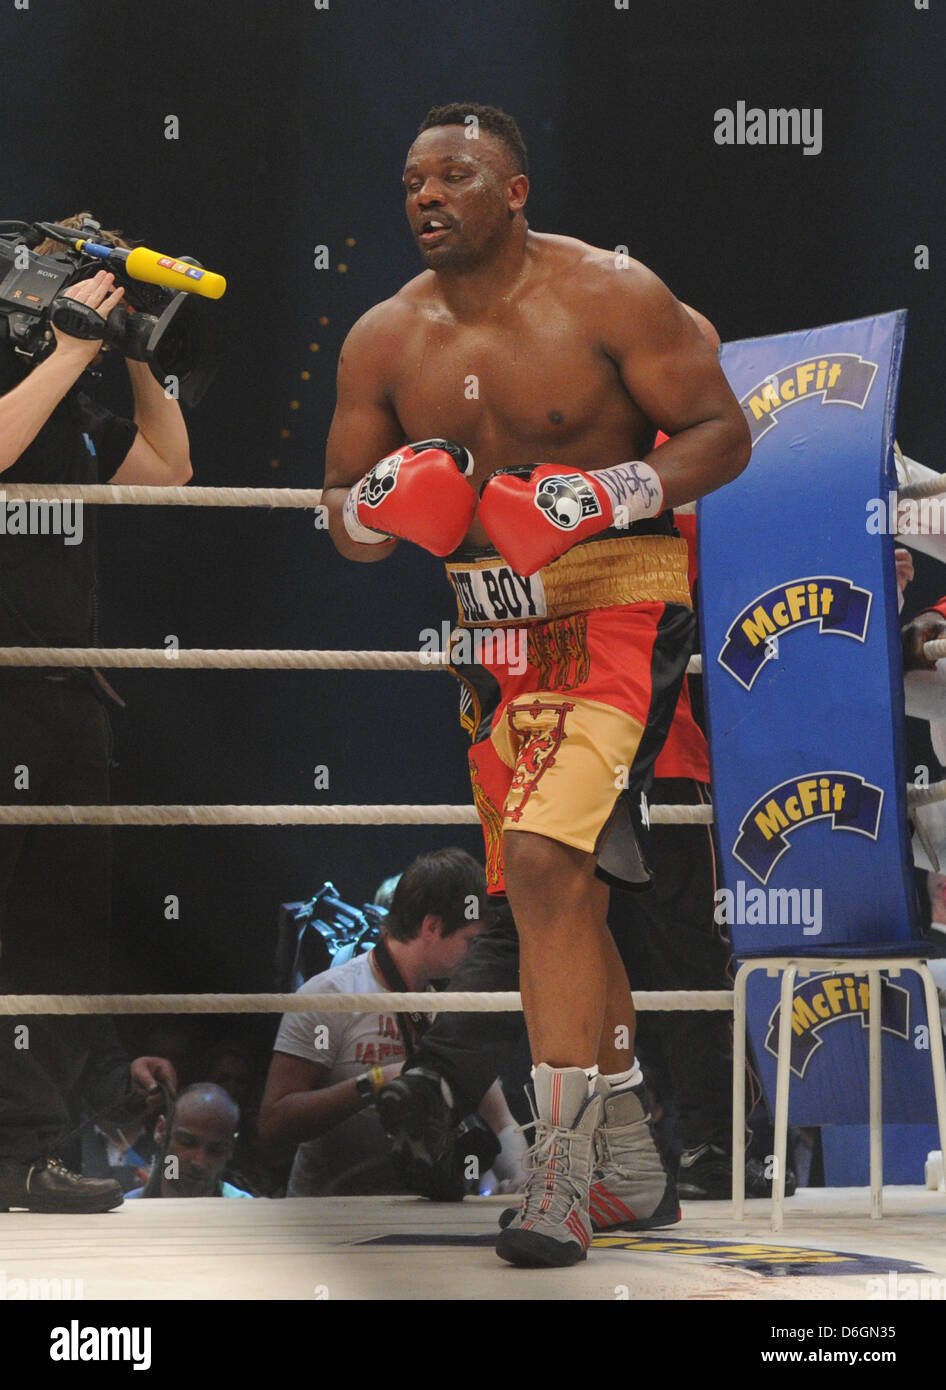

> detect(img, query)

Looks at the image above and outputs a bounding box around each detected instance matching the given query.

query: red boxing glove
[342,439,476,557]
[478,459,664,576]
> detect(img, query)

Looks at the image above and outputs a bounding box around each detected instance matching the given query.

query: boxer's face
[403,126,523,270]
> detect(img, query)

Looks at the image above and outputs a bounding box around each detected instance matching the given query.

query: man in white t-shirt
[259,848,494,1195]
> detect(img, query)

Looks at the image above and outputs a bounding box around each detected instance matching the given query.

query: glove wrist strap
[594,460,664,525]
[342,482,394,545]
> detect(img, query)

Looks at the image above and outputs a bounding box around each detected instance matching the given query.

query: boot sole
[496,1228,587,1268]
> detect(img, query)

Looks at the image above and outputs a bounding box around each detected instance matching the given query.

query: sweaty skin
[323,126,750,558]
[323,122,750,1075]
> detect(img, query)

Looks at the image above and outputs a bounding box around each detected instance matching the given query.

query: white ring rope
[5,763,944,824]
[924,641,946,662]
[0,647,448,671]
[0,483,711,514]
[0,804,480,827]
[899,475,946,501]
[3,789,944,825]
[0,989,733,1016]
[906,780,946,809]
[0,647,703,674]
[0,802,714,826]
[0,484,324,508]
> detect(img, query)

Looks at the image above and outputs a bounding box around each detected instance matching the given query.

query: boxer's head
[405,103,529,271]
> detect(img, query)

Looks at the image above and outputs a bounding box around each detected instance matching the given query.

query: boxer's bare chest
[389,291,652,490]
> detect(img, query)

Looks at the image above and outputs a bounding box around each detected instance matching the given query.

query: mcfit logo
[741,354,877,444]
[764,973,910,1078]
[733,772,883,884]
[719,577,871,689]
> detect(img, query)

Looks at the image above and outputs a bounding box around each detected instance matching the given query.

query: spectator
[259,848,510,1196]
[129,1083,252,1199]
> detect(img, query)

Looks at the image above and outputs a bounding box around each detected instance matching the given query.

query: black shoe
[677,1143,797,1200]
[0,1157,124,1214]
[376,1068,467,1201]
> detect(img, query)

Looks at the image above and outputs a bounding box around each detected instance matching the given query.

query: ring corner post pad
[700,313,940,1165]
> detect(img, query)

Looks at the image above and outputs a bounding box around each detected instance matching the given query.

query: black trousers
[0,676,114,1160]
[610,779,734,1152]
[414,778,734,1149]
[415,904,525,1120]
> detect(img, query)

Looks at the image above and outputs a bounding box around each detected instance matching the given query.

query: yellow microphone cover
[125,246,226,299]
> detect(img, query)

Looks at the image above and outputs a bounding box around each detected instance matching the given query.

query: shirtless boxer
[323,103,751,1267]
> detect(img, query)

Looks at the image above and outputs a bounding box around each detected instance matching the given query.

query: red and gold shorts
[445,533,694,895]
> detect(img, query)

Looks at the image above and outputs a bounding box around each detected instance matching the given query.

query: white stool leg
[917,964,946,1188]
[731,962,752,1220]
[771,964,797,1233]
[868,968,883,1218]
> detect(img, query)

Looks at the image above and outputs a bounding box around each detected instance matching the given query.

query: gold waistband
[445,534,692,626]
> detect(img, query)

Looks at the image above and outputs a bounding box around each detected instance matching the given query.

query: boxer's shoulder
[345,276,445,351]
[530,232,655,286]
[526,235,670,329]
[338,293,423,385]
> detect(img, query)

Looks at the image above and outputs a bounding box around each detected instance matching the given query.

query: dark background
[1,0,943,1005]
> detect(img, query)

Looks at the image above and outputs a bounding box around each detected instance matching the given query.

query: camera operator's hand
[52,270,125,366]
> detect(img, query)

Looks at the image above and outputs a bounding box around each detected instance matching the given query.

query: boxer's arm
[323,309,406,562]
[601,265,750,506]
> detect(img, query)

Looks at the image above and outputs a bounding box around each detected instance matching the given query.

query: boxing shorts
[444,529,695,895]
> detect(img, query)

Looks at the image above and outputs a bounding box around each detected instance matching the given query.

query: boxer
[323,103,750,1266]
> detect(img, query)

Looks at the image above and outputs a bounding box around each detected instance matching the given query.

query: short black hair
[417,103,528,178]
[384,848,490,942]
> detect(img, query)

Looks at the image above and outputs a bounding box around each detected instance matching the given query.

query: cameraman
[0,213,191,1214]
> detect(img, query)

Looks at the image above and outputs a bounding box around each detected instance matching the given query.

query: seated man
[258,848,515,1196]
[128,1083,253,1199]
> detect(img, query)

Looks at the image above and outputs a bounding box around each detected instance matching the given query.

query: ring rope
[0,646,705,676]
[0,483,712,514]
[0,647,451,671]
[924,640,946,662]
[905,779,946,809]
[0,989,733,1016]
[1,785,943,825]
[0,802,714,826]
[0,484,324,508]
[0,804,480,827]
[898,475,946,501]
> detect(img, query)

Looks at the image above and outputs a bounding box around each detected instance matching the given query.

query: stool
[732,955,946,1230]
